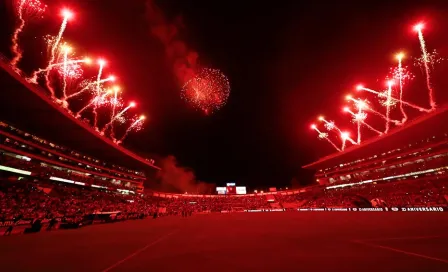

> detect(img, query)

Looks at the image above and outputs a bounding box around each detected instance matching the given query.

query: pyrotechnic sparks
[92,59,106,128]
[181,68,230,114]
[311,124,341,152]
[11,0,47,68]
[27,57,90,84]
[413,23,439,109]
[384,80,394,133]
[414,49,444,70]
[102,102,136,133]
[117,115,145,144]
[44,9,73,97]
[340,131,356,151]
[392,53,412,123]
[356,85,430,113]
[109,86,121,139]
[318,132,328,139]
[318,116,342,134]
[66,76,115,100]
[61,45,72,99]
[324,121,336,131]
[344,107,382,136]
[76,89,112,118]
[6,4,146,142]
[378,90,397,108]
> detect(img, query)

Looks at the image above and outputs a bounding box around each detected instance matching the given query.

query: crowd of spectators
[0,166,446,235]
[302,177,448,208]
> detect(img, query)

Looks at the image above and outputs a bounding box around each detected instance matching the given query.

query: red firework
[11,0,47,67]
[181,68,230,114]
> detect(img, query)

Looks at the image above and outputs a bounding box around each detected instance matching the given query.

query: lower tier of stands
[1,173,447,235]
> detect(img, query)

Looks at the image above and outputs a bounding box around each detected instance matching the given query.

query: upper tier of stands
[0,121,148,193]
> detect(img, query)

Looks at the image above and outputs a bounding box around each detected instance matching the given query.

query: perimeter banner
[296,207,446,212]
[243,207,446,212]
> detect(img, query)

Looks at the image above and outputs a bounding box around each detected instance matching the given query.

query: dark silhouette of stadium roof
[303,104,448,170]
[0,55,160,172]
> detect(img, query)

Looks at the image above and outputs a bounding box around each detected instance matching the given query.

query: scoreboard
[216,184,246,195]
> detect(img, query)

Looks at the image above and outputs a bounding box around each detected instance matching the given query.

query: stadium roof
[303,104,448,170]
[0,55,160,172]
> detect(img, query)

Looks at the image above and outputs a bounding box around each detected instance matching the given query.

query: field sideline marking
[353,240,448,264]
[101,230,179,272]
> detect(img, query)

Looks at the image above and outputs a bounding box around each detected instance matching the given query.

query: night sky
[0,0,447,189]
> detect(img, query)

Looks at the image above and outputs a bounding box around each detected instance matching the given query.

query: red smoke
[156,156,214,194]
[146,1,198,85]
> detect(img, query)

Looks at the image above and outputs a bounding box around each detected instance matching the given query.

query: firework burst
[181,68,230,114]
[11,0,47,68]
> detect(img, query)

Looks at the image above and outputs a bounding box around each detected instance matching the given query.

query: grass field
[1,212,447,271]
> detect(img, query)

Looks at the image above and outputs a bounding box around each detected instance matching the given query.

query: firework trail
[356,85,430,112]
[347,96,401,126]
[66,76,115,100]
[395,53,408,123]
[117,115,145,144]
[76,90,111,117]
[311,124,341,152]
[102,102,136,133]
[44,9,73,97]
[344,108,383,135]
[109,86,120,139]
[340,131,356,151]
[11,0,47,68]
[414,24,436,109]
[61,45,71,99]
[343,102,364,144]
[384,81,393,133]
[27,58,88,84]
[318,117,342,134]
[92,60,105,128]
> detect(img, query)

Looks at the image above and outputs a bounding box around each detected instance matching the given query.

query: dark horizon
[0,0,447,190]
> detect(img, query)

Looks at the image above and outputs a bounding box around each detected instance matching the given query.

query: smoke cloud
[146,0,198,85]
[156,155,214,194]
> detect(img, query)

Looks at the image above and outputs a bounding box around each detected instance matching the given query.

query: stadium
[1,1,448,271]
